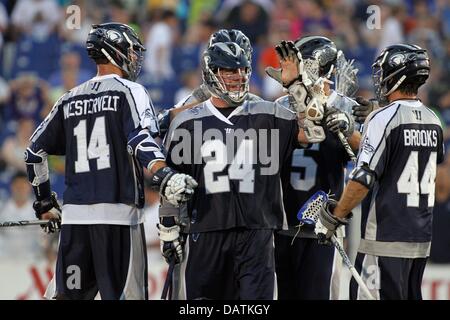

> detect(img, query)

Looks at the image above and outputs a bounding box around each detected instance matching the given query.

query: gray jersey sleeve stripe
[30,95,65,142]
[164,104,211,149]
[368,105,400,169]
[247,101,296,120]
[113,78,140,127]
[357,104,399,167]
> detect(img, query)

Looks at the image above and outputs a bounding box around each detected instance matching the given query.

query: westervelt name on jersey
[63,94,120,119]
[403,129,438,147]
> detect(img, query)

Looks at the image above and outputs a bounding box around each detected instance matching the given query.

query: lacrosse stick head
[335,50,359,98]
[296,190,329,225]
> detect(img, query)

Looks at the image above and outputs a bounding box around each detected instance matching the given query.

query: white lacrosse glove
[303,119,326,143]
[315,199,352,245]
[151,167,198,207]
[157,222,184,264]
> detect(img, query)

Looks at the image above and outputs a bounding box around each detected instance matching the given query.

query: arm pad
[127,128,165,170]
[24,144,51,200]
[349,165,376,189]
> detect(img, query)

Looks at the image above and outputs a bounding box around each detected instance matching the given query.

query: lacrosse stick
[0,219,50,228]
[330,51,359,162]
[337,131,357,162]
[161,257,176,300]
[297,191,376,300]
[335,51,359,98]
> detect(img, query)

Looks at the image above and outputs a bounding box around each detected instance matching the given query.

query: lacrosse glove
[151,167,198,207]
[352,97,379,124]
[32,191,62,234]
[325,107,355,138]
[157,217,184,264]
[315,199,352,245]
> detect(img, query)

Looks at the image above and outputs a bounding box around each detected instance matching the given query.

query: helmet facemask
[100,29,145,81]
[205,62,250,106]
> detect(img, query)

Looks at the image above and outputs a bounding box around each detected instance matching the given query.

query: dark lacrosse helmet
[294,36,338,78]
[86,23,145,81]
[201,42,251,106]
[372,44,430,101]
[209,29,253,64]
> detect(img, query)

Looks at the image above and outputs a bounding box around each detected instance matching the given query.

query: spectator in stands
[1,118,35,174]
[48,51,94,102]
[4,74,50,122]
[300,0,333,37]
[0,2,8,52]
[174,70,201,105]
[11,0,61,41]
[377,3,405,55]
[59,0,102,45]
[144,9,179,79]
[223,0,269,45]
[0,172,44,260]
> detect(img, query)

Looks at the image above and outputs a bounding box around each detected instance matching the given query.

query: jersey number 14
[74,116,111,173]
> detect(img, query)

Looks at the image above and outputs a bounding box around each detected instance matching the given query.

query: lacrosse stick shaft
[337,131,357,162]
[161,258,176,300]
[331,235,376,300]
[0,220,50,228]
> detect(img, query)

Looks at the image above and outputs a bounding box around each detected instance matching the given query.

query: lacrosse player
[315,44,444,300]
[157,29,263,138]
[160,36,323,299]
[265,35,361,299]
[24,23,197,300]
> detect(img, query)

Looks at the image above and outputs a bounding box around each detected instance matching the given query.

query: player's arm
[158,85,211,138]
[25,98,66,233]
[126,125,197,208]
[267,41,327,145]
[315,113,388,241]
[347,130,361,151]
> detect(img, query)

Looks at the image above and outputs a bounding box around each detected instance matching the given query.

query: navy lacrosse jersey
[164,99,299,233]
[357,99,444,258]
[30,74,163,224]
[276,95,350,232]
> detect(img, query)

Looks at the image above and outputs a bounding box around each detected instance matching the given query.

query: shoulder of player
[421,104,443,127]
[111,77,147,96]
[246,99,296,120]
[365,102,400,128]
[247,92,263,102]
[169,103,210,131]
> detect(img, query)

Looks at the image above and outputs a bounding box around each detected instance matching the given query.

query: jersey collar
[205,99,245,125]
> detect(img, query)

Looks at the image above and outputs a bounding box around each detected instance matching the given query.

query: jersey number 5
[74,116,111,173]
[290,144,319,191]
[397,151,436,207]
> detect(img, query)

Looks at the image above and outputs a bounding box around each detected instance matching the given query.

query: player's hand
[325,107,355,138]
[157,223,184,264]
[315,199,351,245]
[32,192,62,234]
[151,166,198,207]
[352,97,379,124]
[164,173,198,207]
[265,41,302,88]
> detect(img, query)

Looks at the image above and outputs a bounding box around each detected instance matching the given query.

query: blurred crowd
[0,0,449,264]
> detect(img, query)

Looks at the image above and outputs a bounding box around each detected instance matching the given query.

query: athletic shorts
[274,233,343,300]
[172,228,276,300]
[44,224,148,300]
[350,252,427,300]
